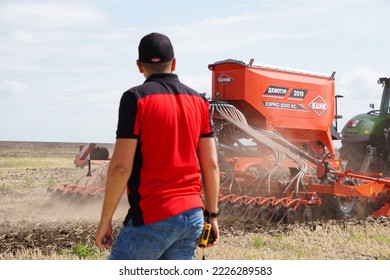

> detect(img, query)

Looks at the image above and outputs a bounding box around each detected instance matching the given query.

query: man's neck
[143,70,172,79]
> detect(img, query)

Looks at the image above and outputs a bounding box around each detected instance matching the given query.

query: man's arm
[95,138,137,248]
[197,137,220,246]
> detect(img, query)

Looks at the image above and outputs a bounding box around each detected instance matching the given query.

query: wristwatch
[204,209,219,218]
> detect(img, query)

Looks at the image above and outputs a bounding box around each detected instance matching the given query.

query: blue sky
[0,0,389,144]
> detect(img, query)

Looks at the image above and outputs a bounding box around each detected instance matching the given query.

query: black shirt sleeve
[116,90,139,139]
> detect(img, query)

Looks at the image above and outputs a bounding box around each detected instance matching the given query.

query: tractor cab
[340,77,390,173]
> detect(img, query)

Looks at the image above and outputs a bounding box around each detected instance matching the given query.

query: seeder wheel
[286,208,298,224]
[272,206,285,223]
[258,206,272,223]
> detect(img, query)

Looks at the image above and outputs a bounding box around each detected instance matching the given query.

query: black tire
[318,179,359,220]
[339,141,369,172]
[272,206,285,223]
[334,179,358,219]
[334,196,356,219]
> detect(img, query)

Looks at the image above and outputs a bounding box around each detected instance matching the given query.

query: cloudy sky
[0,0,389,144]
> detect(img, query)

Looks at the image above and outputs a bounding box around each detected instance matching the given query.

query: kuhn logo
[309,96,328,116]
[217,74,233,85]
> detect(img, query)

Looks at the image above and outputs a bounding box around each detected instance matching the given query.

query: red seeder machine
[49,59,390,223]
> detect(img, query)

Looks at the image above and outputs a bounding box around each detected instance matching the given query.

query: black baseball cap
[138,32,175,63]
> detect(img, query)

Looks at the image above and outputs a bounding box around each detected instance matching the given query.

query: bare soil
[0,141,118,258]
[0,141,389,260]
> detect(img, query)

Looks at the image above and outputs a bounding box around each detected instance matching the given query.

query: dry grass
[197,221,390,260]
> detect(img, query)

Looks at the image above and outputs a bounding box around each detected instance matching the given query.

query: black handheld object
[198,223,215,247]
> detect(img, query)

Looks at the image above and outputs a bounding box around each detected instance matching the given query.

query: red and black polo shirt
[116,73,214,226]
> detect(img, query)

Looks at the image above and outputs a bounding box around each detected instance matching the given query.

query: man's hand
[95,222,113,249]
[207,218,220,247]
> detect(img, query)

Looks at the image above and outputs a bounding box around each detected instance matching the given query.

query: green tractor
[340,77,390,174]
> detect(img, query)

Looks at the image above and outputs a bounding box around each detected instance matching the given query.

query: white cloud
[0,30,36,44]
[167,5,344,58]
[0,2,107,29]
[168,14,285,55]
[180,74,211,96]
[0,29,47,71]
[0,81,29,97]
[337,67,385,99]
[93,27,137,43]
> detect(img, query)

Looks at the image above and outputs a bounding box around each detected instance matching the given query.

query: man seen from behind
[95,32,220,260]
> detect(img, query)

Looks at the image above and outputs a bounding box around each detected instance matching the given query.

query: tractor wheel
[339,141,369,172]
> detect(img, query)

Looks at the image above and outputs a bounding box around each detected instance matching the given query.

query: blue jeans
[109,208,204,260]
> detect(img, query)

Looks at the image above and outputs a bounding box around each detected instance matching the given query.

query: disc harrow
[48,161,109,202]
[48,183,105,201]
[218,192,321,224]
